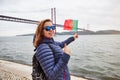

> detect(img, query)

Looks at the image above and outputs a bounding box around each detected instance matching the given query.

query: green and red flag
[64,19,78,31]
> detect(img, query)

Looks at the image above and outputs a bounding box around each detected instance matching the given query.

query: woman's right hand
[73,33,79,40]
[64,43,71,55]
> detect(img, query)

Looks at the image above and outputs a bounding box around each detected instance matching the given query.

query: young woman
[33,19,78,80]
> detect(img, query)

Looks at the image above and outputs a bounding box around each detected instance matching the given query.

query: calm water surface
[0,35,120,80]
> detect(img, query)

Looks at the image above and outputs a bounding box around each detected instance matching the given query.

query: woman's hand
[73,33,79,40]
[64,43,71,55]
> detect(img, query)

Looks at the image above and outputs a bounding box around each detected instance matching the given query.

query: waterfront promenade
[0,60,87,80]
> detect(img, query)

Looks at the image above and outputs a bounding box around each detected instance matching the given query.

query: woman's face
[43,21,55,38]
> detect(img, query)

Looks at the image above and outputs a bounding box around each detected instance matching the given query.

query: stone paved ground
[0,60,88,80]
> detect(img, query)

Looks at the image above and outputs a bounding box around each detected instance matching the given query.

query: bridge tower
[51,8,56,26]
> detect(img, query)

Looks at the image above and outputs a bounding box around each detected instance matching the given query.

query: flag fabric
[64,19,78,31]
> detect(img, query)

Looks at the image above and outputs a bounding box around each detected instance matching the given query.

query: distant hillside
[95,30,120,34]
[16,30,120,36]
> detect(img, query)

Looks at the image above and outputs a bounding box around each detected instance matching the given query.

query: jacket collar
[41,37,54,44]
[34,37,54,51]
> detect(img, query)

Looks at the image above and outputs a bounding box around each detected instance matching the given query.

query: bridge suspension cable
[0,15,62,26]
[0,15,38,24]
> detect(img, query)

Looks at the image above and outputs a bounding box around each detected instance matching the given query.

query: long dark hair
[33,19,52,47]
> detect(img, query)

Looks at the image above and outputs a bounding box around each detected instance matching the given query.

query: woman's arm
[56,33,78,48]
[36,44,70,80]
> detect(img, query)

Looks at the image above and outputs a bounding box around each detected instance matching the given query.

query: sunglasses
[44,25,56,31]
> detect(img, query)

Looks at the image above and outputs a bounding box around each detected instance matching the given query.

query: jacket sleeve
[55,36,75,48]
[36,44,70,80]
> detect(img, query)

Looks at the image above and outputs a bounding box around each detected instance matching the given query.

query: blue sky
[0,0,120,36]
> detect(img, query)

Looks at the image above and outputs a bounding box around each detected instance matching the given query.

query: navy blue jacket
[35,37,74,80]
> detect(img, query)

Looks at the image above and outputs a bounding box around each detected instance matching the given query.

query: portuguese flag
[64,19,78,31]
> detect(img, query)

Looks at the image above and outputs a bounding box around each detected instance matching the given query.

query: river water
[0,35,120,80]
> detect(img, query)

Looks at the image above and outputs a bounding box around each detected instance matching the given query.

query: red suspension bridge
[0,8,90,31]
[0,15,89,31]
